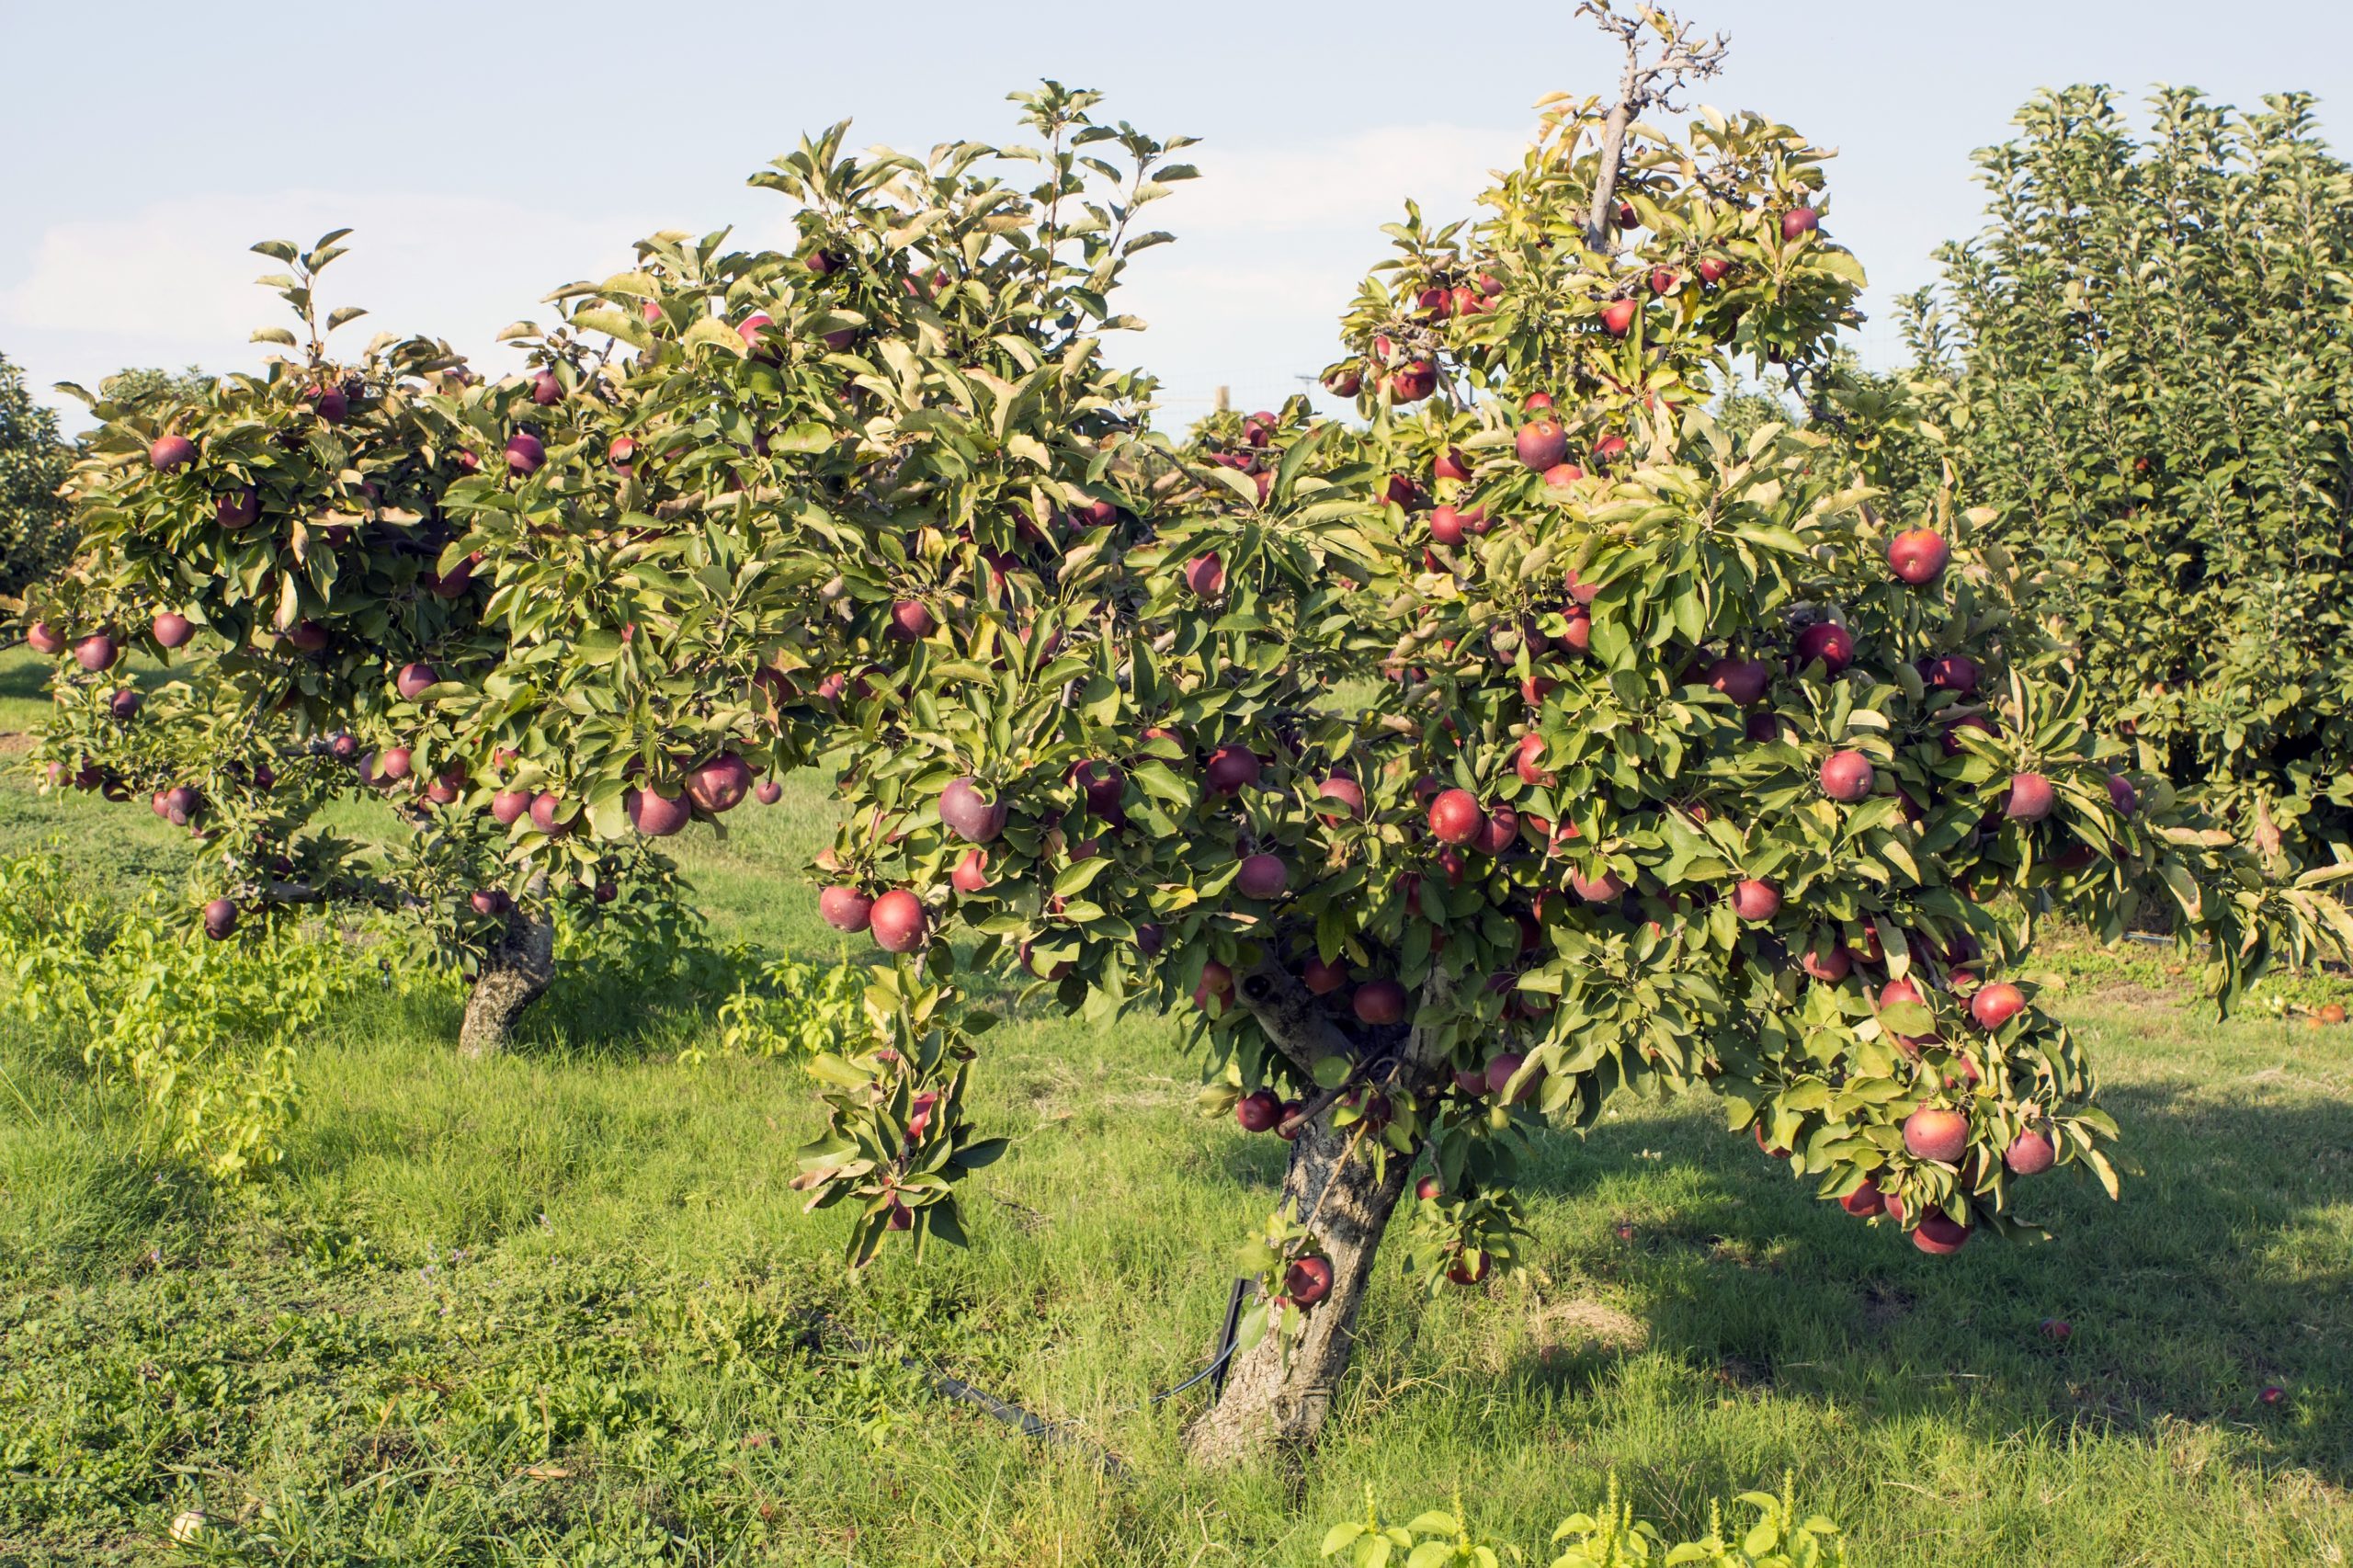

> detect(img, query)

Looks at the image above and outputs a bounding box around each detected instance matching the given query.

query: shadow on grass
[1443,1085,2353,1489]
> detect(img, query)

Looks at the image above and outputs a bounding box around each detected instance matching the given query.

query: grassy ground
[0,648,2347,1565]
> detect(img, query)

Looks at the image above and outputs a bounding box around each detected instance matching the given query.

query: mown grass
[0,646,2347,1565]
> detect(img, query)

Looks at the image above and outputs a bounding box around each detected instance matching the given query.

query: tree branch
[1234,959,1355,1078]
[1577,2,1732,254]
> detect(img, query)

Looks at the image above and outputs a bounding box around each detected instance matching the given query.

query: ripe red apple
[313,388,349,423]
[74,631,119,671]
[1432,447,1472,482]
[109,688,141,721]
[1474,804,1518,856]
[1446,1251,1491,1286]
[377,747,414,783]
[328,732,361,763]
[1904,1106,1971,1164]
[1802,942,1853,983]
[1793,621,1854,675]
[427,556,475,599]
[950,848,990,893]
[1236,1089,1281,1133]
[1971,983,2025,1030]
[1315,777,1365,823]
[1650,267,1679,295]
[1323,367,1362,397]
[1274,1098,1304,1140]
[687,753,753,813]
[162,785,200,825]
[938,777,1008,843]
[149,434,198,472]
[1888,528,1949,585]
[491,790,532,826]
[282,620,328,653]
[1706,655,1770,706]
[1430,506,1471,546]
[1516,419,1568,472]
[26,621,64,655]
[396,663,438,700]
[2106,773,2138,815]
[869,889,927,952]
[1570,868,1625,903]
[1515,733,1554,787]
[1198,959,1235,1000]
[1839,1184,1885,1217]
[887,599,936,642]
[1353,977,1408,1026]
[1415,1173,1443,1202]
[1205,745,1260,795]
[215,488,258,529]
[1941,711,1999,756]
[1593,434,1629,465]
[470,888,513,918]
[505,432,545,475]
[1543,462,1586,492]
[1389,362,1437,402]
[1302,955,1347,994]
[1925,653,1979,694]
[201,897,238,940]
[1911,1211,1972,1256]
[627,787,693,837]
[1820,750,1875,802]
[2039,1317,2072,1341]
[1731,878,1781,922]
[1184,552,1225,597]
[1781,207,1820,241]
[608,436,636,472]
[1427,789,1485,846]
[1484,1051,1535,1103]
[1236,853,1289,900]
[426,767,466,805]
[2005,772,2055,822]
[1615,199,1640,229]
[819,885,875,932]
[529,791,570,836]
[2259,1385,2285,1407]
[1697,256,1732,285]
[1285,1256,1333,1308]
[530,369,563,406]
[1074,760,1126,817]
[2004,1130,2055,1176]
[1600,300,1639,336]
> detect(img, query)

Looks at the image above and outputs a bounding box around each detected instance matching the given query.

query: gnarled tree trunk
[1183,1111,1413,1463]
[458,904,555,1058]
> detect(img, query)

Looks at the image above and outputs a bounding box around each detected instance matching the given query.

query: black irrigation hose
[809,1276,1255,1472]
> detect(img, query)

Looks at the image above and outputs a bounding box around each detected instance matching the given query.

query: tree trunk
[458,905,555,1058]
[1183,1112,1413,1464]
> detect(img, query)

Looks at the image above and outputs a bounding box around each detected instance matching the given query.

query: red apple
[505,431,545,474]
[74,632,119,671]
[530,369,563,406]
[1415,1174,1443,1202]
[529,791,570,836]
[25,621,64,655]
[1302,955,1348,994]
[1793,621,1854,675]
[2004,1130,2055,1176]
[1925,653,1980,694]
[1427,789,1484,846]
[396,663,438,700]
[1820,750,1875,802]
[109,688,141,720]
[1285,1256,1333,1307]
[1446,1251,1491,1286]
[1570,868,1625,903]
[1484,1051,1535,1102]
[1801,942,1853,983]
[1353,978,1408,1026]
[1474,804,1518,856]
[1731,878,1781,922]
[1515,733,1555,787]
[1888,528,1949,585]
[1781,207,1820,241]
[1205,745,1260,795]
[313,388,348,423]
[1706,655,1770,706]
[215,488,258,529]
[1543,462,1586,491]
[819,885,875,932]
[869,889,927,952]
[938,777,1008,843]
[1389,362,1437,402]
[1903,1106,1970,1164]
[1236,853,1289,900]
[1971,983,2025,1030]
[201,897,238,939]
[887,599,936,642]
[1184,552,1225,597]
[2040,1317,2072,1341]
[1315,777,1365,823]
[2005,772,2055,822]
[492,790,533,826]
[687,753,753,813]
[1516,419,1568,472]
[1600,299,1639,336]
[1911,1211,1971,1255]
[1236,1089,1281,1133]
[149,434,198,472]
[627,787,693,837]
[1839,1184,1885,1217]
[2107,773,2139,815]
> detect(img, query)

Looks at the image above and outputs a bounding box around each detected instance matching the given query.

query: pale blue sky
[5,1,2345,428]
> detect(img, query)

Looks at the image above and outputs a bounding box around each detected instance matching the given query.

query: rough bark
[458,904,555,1058]
[1182,1115,1413,1464]
[1181,963,1453,1464]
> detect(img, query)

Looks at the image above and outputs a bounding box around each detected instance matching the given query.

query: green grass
[0,647,2348,1565]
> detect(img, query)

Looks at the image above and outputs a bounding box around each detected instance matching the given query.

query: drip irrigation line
[806,1276,1256,1471]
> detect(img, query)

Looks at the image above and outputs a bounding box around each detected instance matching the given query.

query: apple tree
[784,12,2353,1466]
